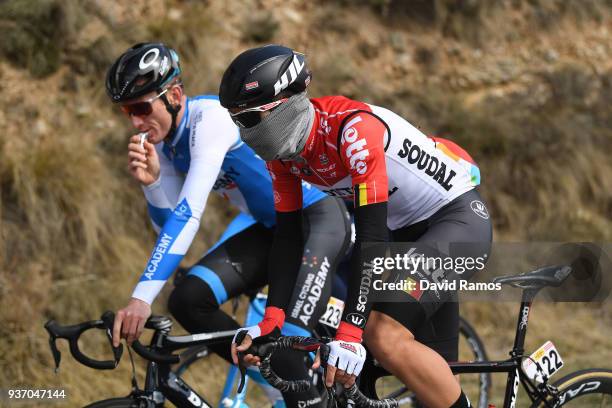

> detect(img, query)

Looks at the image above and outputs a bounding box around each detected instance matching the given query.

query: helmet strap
[160,92,182,143]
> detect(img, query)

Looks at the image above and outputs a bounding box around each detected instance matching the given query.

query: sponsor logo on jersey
[213,167,240,190]
[145,232,173,279]
[245,81,259,90]
[191,112,203,147]
[397,138,456,191]
[290,165,300,175]
[470,200,489,219]
[323,187,353,198]
[174,199,192,219]
[314,163,336,173]
[342,115,369,175]
[318,117,332,136]
[273,54,305,95]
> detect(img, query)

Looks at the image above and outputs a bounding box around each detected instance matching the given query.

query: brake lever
[319,344,330,369]
[325,384,338,408]
[235,330,249,393]
[231,297,240,319]
[101,311,124,367]
[47,336,62,373]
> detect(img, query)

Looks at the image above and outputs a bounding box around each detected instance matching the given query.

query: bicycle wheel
[84,396,153,407]
[532,368,612,407]
[458,317,491,408]
[373,317,491,408]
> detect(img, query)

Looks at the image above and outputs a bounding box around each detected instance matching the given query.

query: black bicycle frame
[448,288,553,408]
[139,330,236,408]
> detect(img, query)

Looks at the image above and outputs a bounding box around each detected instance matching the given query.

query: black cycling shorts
[371,188,493,361]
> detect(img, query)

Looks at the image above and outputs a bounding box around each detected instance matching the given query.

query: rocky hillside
[0,0,610,406]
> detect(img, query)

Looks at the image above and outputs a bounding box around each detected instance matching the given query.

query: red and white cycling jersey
[268,96,481,229]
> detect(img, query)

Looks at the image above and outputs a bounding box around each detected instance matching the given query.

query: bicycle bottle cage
[44,311,123,371]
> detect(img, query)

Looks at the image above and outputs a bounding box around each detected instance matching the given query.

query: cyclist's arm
[263,160,305,330]
[132,107,237,305]
[141,144,184,233]
[336,113,389,342]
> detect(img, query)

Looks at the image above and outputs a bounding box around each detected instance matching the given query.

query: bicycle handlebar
[44,311,183,371]
[258,336,313,393]
[44,311,122,371]
[255,336,398,408]
[131,339,180,364]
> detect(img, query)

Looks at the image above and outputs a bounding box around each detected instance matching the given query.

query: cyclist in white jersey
[219,45,493,408]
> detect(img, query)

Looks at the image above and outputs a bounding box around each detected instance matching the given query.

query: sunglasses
[229,98,288,128]
[120,89,168,117]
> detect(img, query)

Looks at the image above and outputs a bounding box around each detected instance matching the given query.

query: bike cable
[126,342,140,392]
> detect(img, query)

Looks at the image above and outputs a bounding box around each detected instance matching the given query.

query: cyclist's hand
[231,326,261,367]
[112,298,152,347]
[128,134,160,186]
[232,307,284,367]
[324,340,366,388]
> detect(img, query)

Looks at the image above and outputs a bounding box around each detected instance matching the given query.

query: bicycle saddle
[145,315,173,331]
[493,264,572,289]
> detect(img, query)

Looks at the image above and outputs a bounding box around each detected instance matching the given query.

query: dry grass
[1,1,611,407]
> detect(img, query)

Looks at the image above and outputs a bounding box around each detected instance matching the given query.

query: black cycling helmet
[219,45,311,110]
[106,42,181,102]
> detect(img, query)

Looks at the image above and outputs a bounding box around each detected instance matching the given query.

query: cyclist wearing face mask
[106,42,351,408]
[220,45,492,408]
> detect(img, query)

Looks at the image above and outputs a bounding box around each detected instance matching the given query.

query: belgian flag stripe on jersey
[355,182,376,207]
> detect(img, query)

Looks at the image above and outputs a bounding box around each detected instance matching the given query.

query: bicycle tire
[531,368,612,407]
[84,396,153,408]
[458,316,492,408]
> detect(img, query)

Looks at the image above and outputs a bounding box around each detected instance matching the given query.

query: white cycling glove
[326,339,367,376]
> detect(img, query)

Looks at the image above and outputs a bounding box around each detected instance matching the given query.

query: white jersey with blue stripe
[132,95,325,305]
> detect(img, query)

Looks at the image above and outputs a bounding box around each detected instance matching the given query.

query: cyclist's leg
[413,301,460,362]
[364,189,492,408]
[168,212,272,363]
[272,197,351,408]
